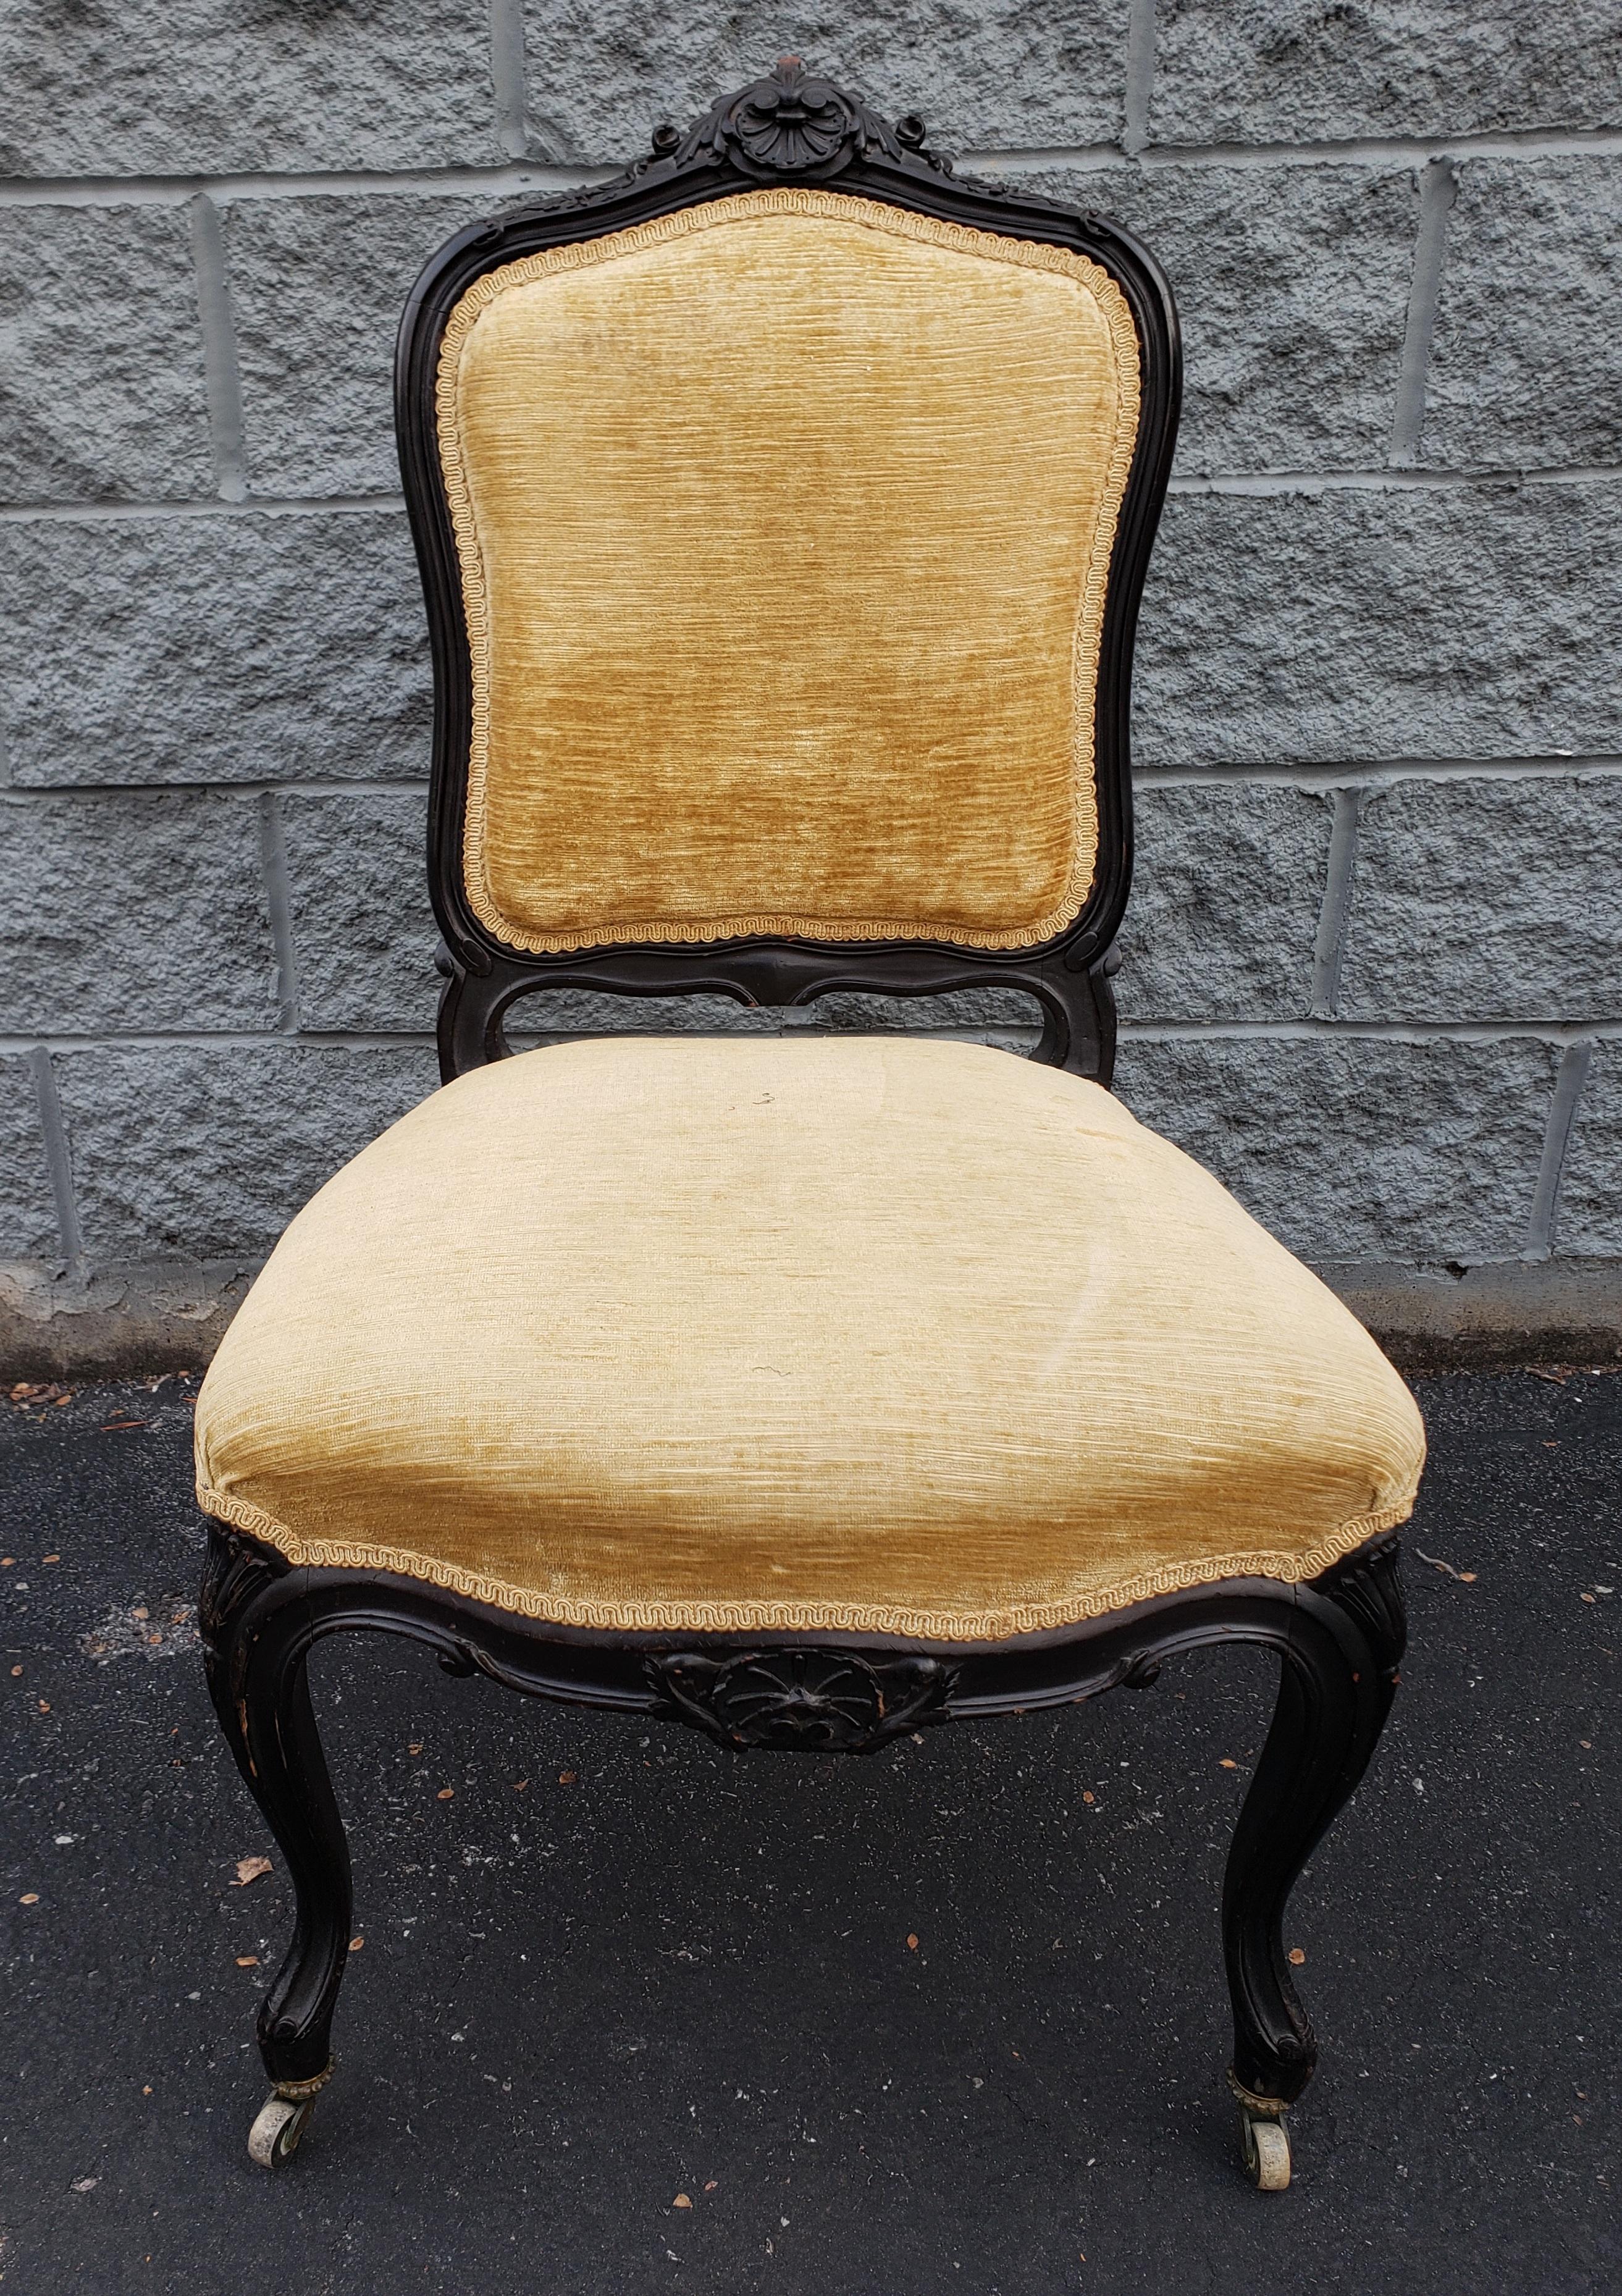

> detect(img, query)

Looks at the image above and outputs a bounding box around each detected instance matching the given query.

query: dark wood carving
[395,64,1180,1087]
[198,1522,287,1673]
[649,1646,957,1751]
[1316,1533,1406,1681]
[673,55,952,180]
[200,1533,351,2088]
[202,1516,1405,2120]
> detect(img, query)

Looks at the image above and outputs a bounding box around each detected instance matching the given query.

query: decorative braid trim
[435,185,1142,956]
[195,1482,1416,1645]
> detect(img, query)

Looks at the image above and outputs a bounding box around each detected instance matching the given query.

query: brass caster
[1228,2071,1291,2191]
[248,2092,315,2169]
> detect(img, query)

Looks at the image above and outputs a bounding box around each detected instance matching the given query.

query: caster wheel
[1238,2105,1291,2192]
[248,2093,316,2170]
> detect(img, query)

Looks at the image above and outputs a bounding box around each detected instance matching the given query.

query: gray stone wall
[2,4,1621,1369]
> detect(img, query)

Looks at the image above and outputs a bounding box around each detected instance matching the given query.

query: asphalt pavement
[1,1370,1617,2295]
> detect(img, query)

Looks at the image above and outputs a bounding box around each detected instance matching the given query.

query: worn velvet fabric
[195,1039,1425,1642]
[435,188,1141,954]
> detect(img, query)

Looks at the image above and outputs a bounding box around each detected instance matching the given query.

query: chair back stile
[395,61,1180,1082]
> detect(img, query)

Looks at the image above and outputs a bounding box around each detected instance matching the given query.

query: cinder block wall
[2,4,1620,1372]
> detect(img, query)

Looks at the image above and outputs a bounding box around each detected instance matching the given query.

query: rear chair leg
[200,1528,355,2169]
[1220,1538,1406,2190]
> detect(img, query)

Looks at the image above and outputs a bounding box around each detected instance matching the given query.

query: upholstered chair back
[432,187,1143,957]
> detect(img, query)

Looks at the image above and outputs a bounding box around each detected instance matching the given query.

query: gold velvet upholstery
[195,1038,1424,1642]
[436,189,1140,953]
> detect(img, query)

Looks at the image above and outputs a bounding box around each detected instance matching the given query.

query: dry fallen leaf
[1219,1759,1238,1770]
[1288,1947,1306,1966]
[133,1607,149,1621]
[408,1743,424,1756]
[906,1933,920,1951]
[558,1770,578,1785]
[142,2085,153,2096]
[348,1935,364,1953]
[673,2193,693,2209]
[42,1552,60,1563]
[1082,1790,1095,1804]
[437,1786,455,1800]
[236,1955,259,1968]
[704,2180,718,2192]
[233,1856,272,1887]
[514,1779,529,1791]
[10,1665,21,1678]
[19,1892,39,1906]
[37,1701,50,1714]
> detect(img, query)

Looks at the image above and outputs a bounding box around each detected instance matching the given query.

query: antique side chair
[195,62,1424,2192]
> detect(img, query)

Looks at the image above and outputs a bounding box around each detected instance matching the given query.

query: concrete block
[1327,1258,1622,1372]
[0,792,277,1034]
[0,2,501,177]
[225,192,528,500]
[515,985,1042,1045]
[54,1045,437,1261]
[511,992,781,1040]
[1027,162,1415,475]
[0,205,212,504]
[791,988,1038,1039]
[0,510,430,787]
[521,1,1132,164]
[1426,157,1622,473]
[0,1056,59,1262]
[1553,1040,1622,1258]
[1116,781,1331,1022]
[1340,774,1622,1022]
[1149,2,1622,145]
[1112,1032,1555,1263]
[0,1254,258,1380]
[1135,480,1622,768]
[282,791,439,1030]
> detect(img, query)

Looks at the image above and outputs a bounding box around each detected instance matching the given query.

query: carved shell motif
[670,56,949,183]
[650,1646,957,1751]
[730,59,855,170]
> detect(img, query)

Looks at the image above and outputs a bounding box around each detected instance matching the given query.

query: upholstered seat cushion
[195,1038,1424,1642]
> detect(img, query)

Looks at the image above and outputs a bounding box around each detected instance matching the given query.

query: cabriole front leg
[200,1528,355,2168]
[1219,1537,1405,2188]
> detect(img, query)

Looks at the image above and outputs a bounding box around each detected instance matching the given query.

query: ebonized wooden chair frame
[200,60,1408,2190]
